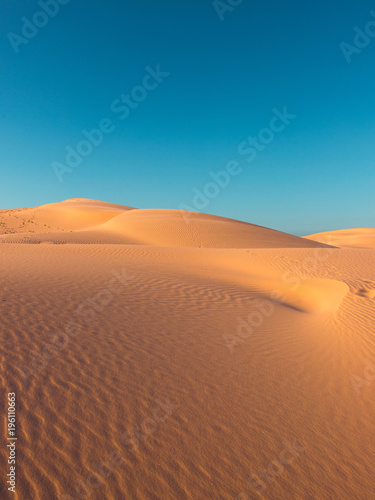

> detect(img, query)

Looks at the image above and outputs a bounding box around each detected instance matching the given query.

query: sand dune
[306,227,375,248]
[97,209,332,248]
[1,199,330,248]
[1,199,374,499]
[0,198,135,235]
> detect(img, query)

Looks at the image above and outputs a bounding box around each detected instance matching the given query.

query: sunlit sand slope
[0,198,135,235]
[94,209,332,248]
[305,228,375,248]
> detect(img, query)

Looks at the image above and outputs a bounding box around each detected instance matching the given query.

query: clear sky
[1,0,374,235]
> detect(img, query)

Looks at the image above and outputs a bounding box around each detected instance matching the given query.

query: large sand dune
[1,199,374,499]
[0,199,330,248]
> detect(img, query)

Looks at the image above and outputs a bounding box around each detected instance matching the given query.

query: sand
[1,199,374,499]
[306,228,375,249]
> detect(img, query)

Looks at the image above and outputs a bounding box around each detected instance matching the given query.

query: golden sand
[1,199,374,499]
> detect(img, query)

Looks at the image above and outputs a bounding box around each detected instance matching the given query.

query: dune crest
[269,277,350,313]
[1,199,331,249]
[179,252,349,313]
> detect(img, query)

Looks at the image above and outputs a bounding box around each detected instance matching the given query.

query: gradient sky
[1,0,374,235]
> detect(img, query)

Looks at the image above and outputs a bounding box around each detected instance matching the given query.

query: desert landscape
[1,198,374,499]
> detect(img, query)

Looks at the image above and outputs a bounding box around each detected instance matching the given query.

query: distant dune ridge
[306,227,375,249]
[0,198,333,248]
[1,198,375,499]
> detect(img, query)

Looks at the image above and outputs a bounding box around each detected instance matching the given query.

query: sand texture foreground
[1,199,375,499]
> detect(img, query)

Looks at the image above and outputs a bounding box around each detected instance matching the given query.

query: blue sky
[1,0,374,235]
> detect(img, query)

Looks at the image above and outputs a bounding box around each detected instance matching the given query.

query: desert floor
[1,199,374,500]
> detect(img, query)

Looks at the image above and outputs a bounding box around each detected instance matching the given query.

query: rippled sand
[1,199,374,499]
